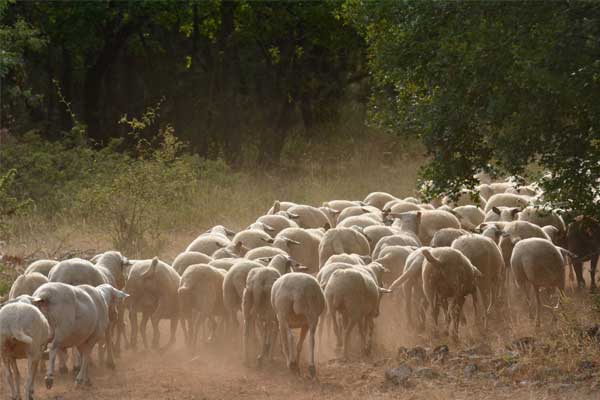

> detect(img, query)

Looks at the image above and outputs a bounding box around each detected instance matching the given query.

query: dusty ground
[10,291,600,400]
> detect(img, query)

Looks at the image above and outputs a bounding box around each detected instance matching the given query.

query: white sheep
[362,225,397,251]
[222,260,265,330]
[273,227,320,274]
[337,205,380,224]
[375,245,418,285]
[48,258,108,286]
[256,214,299,237]
[285,205,330,229]
[363,192,398,210]
[336,214,382,230]
[172,251,213,275]
[245,246,288,261]
[518,206,566,234]
[270,272,325,377]
[9,273,48,300]
[324,253,370,266]
[451,205,485,231]
[484,206,521,222]
[185,233,231,256]
[483,193,531,213]
[391,210,461,246]
[232,228,274,252]
[318,227,370,268]
[208,258,237,271]
[0,300,50,400]
[430,228,469,247]
[510,237,569,327]
[267,200,297,215]
[124,257,180,351]
[23,259,58,277]
[383,200,421,214]
[178,264,226,348]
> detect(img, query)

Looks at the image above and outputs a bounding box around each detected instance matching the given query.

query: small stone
[385,364,413,386]
[464,363,479,378]
[432,344,449,363]
[578,360,596,371]
[407,346,427,361]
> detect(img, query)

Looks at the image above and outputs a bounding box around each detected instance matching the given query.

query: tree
[345,0,600,218]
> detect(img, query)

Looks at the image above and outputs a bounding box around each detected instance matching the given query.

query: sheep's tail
[11,327,33,345]
[389,266,419,292]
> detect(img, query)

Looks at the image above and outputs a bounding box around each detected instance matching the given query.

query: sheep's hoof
[288,361,299,374]
[590,286,597,294]
[45,375,54,389]
[308,365,316,378]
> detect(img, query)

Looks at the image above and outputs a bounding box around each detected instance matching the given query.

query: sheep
[31,282,100,387]
[242,266,284,366]
[317,261,387,290]
[383,200,421,214]
[77,284,129,370]
[442,189,485,208]
[270,272,325,377]
[212,245,242,259]
[506,185,538,196]
[363,226,397,250]
[451,235,504,326]
[319,207,341,228]
[476,182,514,200]
[484,206,521,222]
[92,251,131,289]
[566,215,600,290]
[364,192,397,210]
[324,268,387,359]
[542,226,562,245]
[337,215,382,230]
[322,200,361,212]
[172,251,213,275]
[499,220,550,269]
[518,206,566,235]
[483,193,531,213]
[273,228,320,274]
[256,214,299,237]
[208,258,237,271]
[178,264,226,348]
[372,233,421,259]
[23,259,58,277]
[306,227,327,240]
[318,227,370,268]
[8,273,48,300]
[419,248,482,340]
[284,205,330,229]
[48,258,108,286]
[430,228,469,248]
[452,205,485,230]
[232,229,274,252]
[124,257,180,351]
[222,260,265,330]
[245,246,288,261]
[510,237,569,326]
[375,245,418,284]
[0,300,50,400]
[206,225,237,239]
[337,205,380,224]
[395,210,461,246]
[185,233,231,256]
[324,253,370,266]
[267,200,297,215]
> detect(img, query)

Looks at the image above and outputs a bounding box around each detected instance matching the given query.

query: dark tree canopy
[345,0,600,219]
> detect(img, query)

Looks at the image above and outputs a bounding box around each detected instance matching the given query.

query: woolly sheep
[178,264,226,348]
[232,229,274,252]
[267,200,297,215]
[510,237,569,327]
[185,233,231,256]
[256,214,299,237]
[0,301,50,400]
[273,228,320,274]
[362,225,397,250]
[420,248,482,340]
[208,258,237,271]
[285,205,330,229]
[270,272,325,377]
[364,192,397,210]
[498,220,550,268]
[124,257,180,350]
[483,193,531,213]
[324,253,370,266]
[8,273,48,300]
[452,205,485,231]
[172,251,213,275]
[322,200,361,212]
[451,235,504,326]
[49,258,108,287]
[430,228,469,248]
[477,182,514,200]
[245,246,288,261]
[484,206,521,222]
[324,268,386,358]
[337,205,380,224]
[518,206,566,234]
[383,200,421,214]
[401,210,461,246]
[318,227,370,268]
[372,233,421,259]
[336,215,382,230]
[375,245,418,284]
[92,251,131,289]
[222,260,265,329]
[23,259,58,277]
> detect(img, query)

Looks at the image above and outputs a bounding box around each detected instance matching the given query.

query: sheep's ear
[113,289,129,300]
[272,200,281,214]
[379,287,392,294]
[422,249,440,265]
[142,257,158,278]
[492,206,501,215]
[32,297,47,307]
[262,223,275,233]
[283,237,301,246]
[215,242,227,249]
[323,222,331,231]
[373,254,391,264]
[331,209,341,216]
[360,207,370,213]
[510,208,521,217]
[295,265,309,271]
[287,212,300,219]
[261,237,275,244]
[122,257,133,266]
[510,235,522,245]
[287,256,300,267]
[224,228,236,236]
[90,253,103,263]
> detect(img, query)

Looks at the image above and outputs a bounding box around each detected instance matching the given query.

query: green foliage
[0,169,32,236]
[346,1,600,219]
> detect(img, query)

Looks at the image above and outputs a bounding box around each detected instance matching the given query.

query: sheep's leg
[452,297,465,341]
[45,344,57,389]
[129,309,138,350]
[75,344,92,386]
[2,357,16,400]
[358,318,367,356]
[277,319,290,366]
[114,303,125,356]
[343,318,357,361]
[160,317,178,352]
[105,328,115,369]
[150,313,161,350]
[9,359,20,400]
[57,348,69,375]
[72,348,81,374]
[308,322,318,378]
[534,286,542,328]
[243,314,255,365]
[330,311,342,351]
[296,325,308,369]
[590,255,599,292]
[286,325,297,372]
[139,312,150,350]
[366,317,375,356]
[572,260,585,289]
[25,357,39,400]
[404,285,413,328]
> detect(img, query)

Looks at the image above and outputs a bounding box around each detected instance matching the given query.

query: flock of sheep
[1,171,599,400]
